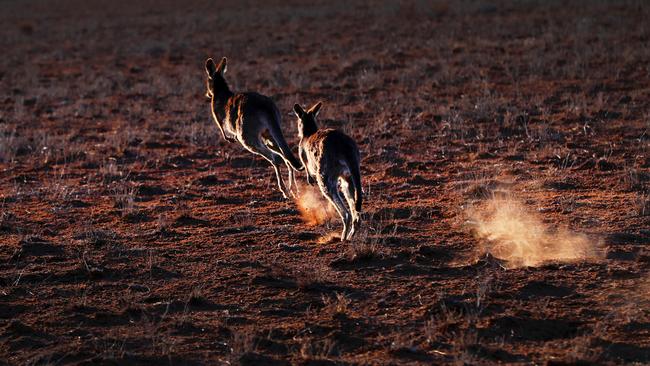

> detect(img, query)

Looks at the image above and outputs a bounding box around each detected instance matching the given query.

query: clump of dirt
[469,196,604,268]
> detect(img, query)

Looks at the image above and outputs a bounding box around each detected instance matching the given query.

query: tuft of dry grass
[321,292,351,317]
[348,239,382,262]
[635,191,650,216]
[0,125,20,163]
[299,336,338,360]
[295,264,332,290]
[343,216,395,261]
[112,183,137,216]
[228,331,257,364]
[47,166,77,202]
[74,228,118,248]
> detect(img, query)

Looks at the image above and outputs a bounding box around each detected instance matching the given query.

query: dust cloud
[469,196,603,268]
[294,183,337,226]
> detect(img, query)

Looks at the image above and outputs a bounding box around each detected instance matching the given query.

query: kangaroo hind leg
[261,130,297,194]
[249,141,291,199]
[321,178,351,242]
[339,175,358,240]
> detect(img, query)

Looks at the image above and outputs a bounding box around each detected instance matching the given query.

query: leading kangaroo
[293,102,362,241]
[204,57,302,199]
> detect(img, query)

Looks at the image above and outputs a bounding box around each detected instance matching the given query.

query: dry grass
[635,191,650,216]
[318,292,352,331]
[344,219,392,262]
[112,183,137,216]
[299,336,338,360]
[0,125,19,163]
[1,0,649,364]
[228,331,257,364]
[295,264,332,290]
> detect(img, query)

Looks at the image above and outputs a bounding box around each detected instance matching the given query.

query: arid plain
[1,1,649,364]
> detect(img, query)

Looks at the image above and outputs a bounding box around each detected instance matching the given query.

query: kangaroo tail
[267,110,303,171]
[350,159,362,214]
[269,126,303,171]
[342,151,362,215]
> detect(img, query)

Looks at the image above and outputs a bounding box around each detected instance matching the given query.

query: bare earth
[1,1,649,364]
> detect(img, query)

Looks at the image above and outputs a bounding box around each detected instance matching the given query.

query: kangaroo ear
[293,104,306,118]
[205,58,217,77]
[309,101,323,117]
[216,57,227,76]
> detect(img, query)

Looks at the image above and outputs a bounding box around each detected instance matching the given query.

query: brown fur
[205,57,303,199]
[293,102,362,241]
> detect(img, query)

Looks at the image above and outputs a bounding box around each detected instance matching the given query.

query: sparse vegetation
[636,191,650,216]
[112,183,137,216]
[1,0,648,365]
[0,125,19,163]
[321,292,351,317]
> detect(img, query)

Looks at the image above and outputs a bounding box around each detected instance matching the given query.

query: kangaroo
[293,102,362,241]
[204,57,303,199]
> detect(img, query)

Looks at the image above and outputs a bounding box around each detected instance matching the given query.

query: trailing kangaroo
[204,57,303,199]
[293,102,362,241]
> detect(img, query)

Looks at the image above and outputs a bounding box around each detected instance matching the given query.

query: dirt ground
[1,0,649,364]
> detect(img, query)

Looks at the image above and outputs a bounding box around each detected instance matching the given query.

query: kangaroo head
[205,57,229,99]
[293,102,322,139]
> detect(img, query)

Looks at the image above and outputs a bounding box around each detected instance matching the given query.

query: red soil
[0,1,649,364]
